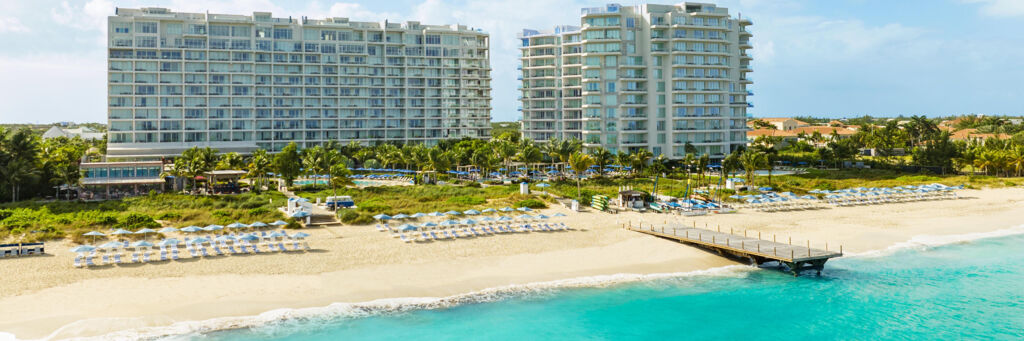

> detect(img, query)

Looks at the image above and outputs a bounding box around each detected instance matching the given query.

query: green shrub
[338,209,374,225]
[0,209,12,222]
[156,212,182,220]
[117,212,160,230]
[464,181,482,188]
[247,207,270,216]
[447,195,486,205]
[284,218,303,229]
[515,199,548,209]
[357,201,391,213]
[211,209,232,219]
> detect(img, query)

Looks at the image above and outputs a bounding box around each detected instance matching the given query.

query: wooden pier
[630,225,843,276]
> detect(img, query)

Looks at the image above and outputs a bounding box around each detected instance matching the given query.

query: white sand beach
[1,186,1023,340]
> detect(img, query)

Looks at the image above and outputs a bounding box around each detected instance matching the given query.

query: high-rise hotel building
[518,3,751,159]
[107,8,491,158]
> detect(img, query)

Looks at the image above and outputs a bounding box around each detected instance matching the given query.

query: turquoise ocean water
[157,227,1023,340]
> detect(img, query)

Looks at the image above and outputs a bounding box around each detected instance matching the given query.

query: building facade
[518,3,751,159]
[107,8,491,158]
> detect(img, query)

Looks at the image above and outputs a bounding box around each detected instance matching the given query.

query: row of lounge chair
[0,243,44,258]
[383,222,574,243]
[825,190,958,207]
[73,239,311,268]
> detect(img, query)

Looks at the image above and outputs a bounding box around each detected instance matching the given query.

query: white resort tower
[107,8,491,158]
[518,3,752,159]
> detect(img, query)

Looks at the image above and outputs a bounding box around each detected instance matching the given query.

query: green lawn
[0,191,287,243]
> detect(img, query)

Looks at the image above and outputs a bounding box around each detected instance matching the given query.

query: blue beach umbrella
[70,245,96,253]
[131,241,154,248]
[392,213,410,219]
[270,220,288,226]
[373,214,392,220]
[238,235,260,242]
[84,231,105,237]
[291,232,310,239]
[535,183,551,188]
[553,213,567,217]
[463,209,480,215]
[227,222,248,228]
[497,216,513,222]
[481,216,496,222]
[189,237,211,244]
[411,213,427,218]
[158,239,181,246]
[204,225,223,231]
[249,221,268,228]
[158,227,179,233]
[517,207,532,212]
[290,211,310,218]
[421,222,439,228]
[481,208,497,213]
[462,218,477,225]
[398,224,418,231]
[99,241,124,249]
[111,229,133,235]
[535,214,550,219]
[134,228,157,235]
[181,226,203,233]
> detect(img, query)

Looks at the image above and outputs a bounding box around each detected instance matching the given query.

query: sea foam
[847,224,1024,258]
[53,265,753,341]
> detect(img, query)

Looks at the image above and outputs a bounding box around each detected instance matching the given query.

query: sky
[0,0,1022,124]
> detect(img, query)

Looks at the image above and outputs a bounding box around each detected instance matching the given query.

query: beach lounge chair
[159,251,168,261]
[201,247,209,257]
[252,244,261,253]
[213,245,224,255]
[292,241,302,250]
[189,246,199,257]
[430,231,441,240]
[421,232,432,241]
[142,252,151,262]
[376,224,385,232]
[229,245,240,254]
[73,256,83,268]
[302,241,310,250]
[113,253,122,264]
[102,254,110,264]
[400,234,412,243]
[131,253,140,263]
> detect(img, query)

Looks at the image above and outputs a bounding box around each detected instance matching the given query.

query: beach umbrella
[83,231,105,243]
[481,208,497,213]
[227,222,248,228]
[373,214,392,220]
[535,183,551,188]
[111,229,133,235]
[516,207,532,212]
[158,227,179,233]
[215,235,237,242]
[410,212,427,218]
[158,239,181,246]
[270,220,288,226]
[517,214,534,220]
[70,245,96,253]
[204,225,223,232]
[131,241,154,248]
[497,216,513,222]
[553,213,567,217]
[445,210,461,215]
[463,209,480,215]
[499,207,514,212]
[238,235,260,242]
[535,214,550,219]
[181,226,203,233]
[428,211,445,217]
[190,237,211,244]
[134,228,157,238]
[462,218,477,225]
[291,232,310,239]
[441,219,460,226]
[268,232,288,239]
[99,241,124,250]
[250,221,268,228]
[481,216,496,222]
[398,224,418,231]
[290,211,310,218]
[421,222,438,228]
[392,213,410,219]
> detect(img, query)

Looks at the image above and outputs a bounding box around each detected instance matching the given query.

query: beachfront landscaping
[293,184,550,225]
[0,192,287,243]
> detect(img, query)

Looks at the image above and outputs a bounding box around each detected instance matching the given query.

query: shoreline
[1,187,1023,340]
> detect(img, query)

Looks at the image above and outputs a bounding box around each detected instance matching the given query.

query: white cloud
[51,0,113,31]
[0,17,30,33]
[326,2,399,22]
[962,0,1024,17]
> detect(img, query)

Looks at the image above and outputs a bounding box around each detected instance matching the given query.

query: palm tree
[697,153,710,187]
[246,149,271,191]
[752,135,781,186]
[1010,147,1024,177]
[615,151,631,174]
[590,147,614,176]
[516,144,544,174]
[630,149,653,173]
[217,152,244,170]
[302,146,326,185]
[180,147,217,193]
[567,152,594,201]
[739,151,765,188]
[495,140,517,174]
[2,158,38,202]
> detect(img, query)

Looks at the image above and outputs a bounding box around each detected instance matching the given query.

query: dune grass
[0,191,287,243]
[293,183,552,225]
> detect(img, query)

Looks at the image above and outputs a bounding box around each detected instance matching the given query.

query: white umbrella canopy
[158,227,180,233]
[270,220,288,226]
[111,229,133,235]
[70,245,96,253]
